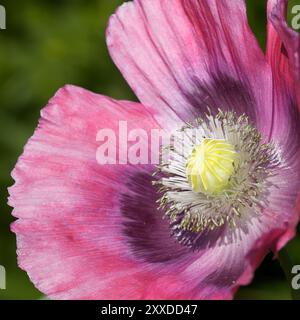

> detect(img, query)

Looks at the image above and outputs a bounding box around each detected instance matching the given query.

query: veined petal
[268,0,300,88]
[8,85,166,299]
[265,0,300,248]
[180,213,292,299]
[8,1,300,300]
[107,0,273,132]
[266,0,300,159]
[8,85,300,300]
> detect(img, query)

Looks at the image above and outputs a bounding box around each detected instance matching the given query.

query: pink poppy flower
[8,0,300,300]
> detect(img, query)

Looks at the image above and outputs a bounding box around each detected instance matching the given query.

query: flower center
[186,138,238,194]
[153,110,283,247]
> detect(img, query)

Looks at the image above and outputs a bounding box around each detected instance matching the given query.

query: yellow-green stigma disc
[186,138,238,194]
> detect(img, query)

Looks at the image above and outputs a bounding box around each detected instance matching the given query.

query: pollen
[186,139,238,194]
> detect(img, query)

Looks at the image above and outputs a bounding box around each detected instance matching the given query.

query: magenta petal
[181,216,289,299]
[266,0,300,156]
[121,171,300,299]
[106,0,273,131]
[268,0,300,90]
[142,211,296,299]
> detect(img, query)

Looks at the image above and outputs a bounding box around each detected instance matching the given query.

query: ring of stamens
[153,110,282,245]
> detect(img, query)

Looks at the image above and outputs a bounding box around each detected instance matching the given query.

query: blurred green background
[0,0,299,300]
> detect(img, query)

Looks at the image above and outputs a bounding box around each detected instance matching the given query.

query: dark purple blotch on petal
[120,171,190,263]
[184,73,257,122]
[172,220,227,251]
[121,170,235,260]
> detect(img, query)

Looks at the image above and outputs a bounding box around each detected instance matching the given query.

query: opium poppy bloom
[8,0,300,299]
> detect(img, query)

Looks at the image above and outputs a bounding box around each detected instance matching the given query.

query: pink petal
[182,214,290,299]
[266,0,300,157]
[8,85,300,300]
[8,85,165,299]
[265,0,300,247]
[106,0,273,132]
[8,0,300,300]
[115,167,300,299]
[267,0,300,91]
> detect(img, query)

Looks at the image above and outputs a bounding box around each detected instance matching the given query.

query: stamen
[153,110,284,247]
